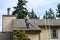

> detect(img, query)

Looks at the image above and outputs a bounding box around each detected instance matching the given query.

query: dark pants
[26,23,29,29]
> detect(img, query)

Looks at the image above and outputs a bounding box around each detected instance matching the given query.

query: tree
[43,11,49,19]
[14,30,30,40]
[28,9,39,19]
[56,3,60,19]
[12,0,28,19]
[43,8,55,19]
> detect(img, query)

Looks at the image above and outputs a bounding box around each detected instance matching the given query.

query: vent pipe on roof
[7,8,10,15]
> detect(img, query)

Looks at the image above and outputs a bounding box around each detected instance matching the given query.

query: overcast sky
[0,0,60,31]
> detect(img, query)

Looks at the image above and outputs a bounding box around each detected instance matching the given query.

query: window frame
[51,28,58,38]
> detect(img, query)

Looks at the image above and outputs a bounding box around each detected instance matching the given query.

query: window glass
[51,28,58,38]
[52,28,56,38]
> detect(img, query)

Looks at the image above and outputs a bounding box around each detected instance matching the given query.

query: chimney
[7,8,10,15]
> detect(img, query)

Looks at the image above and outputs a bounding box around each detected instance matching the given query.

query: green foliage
[12,0,38,19]
[43,8,55,19]
[12,0,28,19]
[14,30,29,40]
[56,3,60,19]
[28,9,39,19]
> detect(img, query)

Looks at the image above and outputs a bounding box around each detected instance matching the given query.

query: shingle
[37,19,60,26]
[12,19,40,31]
[12,19,60,31]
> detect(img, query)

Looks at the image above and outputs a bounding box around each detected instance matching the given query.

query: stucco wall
[40,26,60,40]
[40,27,46,40]
[28,34,40,40]
[58,27,60,40]
[2,15,16,32]
[0,32,13,40]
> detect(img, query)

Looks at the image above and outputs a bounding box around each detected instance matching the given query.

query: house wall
[2,15,16,32]
[40,26,60,40]
[58,27,60,40]
[28,33,40,40]
[0,32,13,40]
[40,27,46,40]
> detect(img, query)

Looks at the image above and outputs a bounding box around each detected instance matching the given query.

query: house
[2,15,41,40]
[1,15,60,40]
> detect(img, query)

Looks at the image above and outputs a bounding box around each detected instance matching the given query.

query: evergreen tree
[28,9,38,19]
[43,8,55,19]
[12,0,28,19]
[43,11,49,19]
[56,3,60,19]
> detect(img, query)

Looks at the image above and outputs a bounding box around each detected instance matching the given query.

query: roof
[12,19,40,31]
[12,19,60,31]
[13,19,60,26]
[37,19,60,26]
[3,15,16,17]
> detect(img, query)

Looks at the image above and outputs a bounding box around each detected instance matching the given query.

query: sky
[0,0,60,31]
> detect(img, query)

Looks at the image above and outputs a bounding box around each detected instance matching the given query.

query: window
[51,28,58,38]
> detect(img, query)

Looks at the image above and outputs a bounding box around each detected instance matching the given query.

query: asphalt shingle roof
[12,19,60,30]
[12,19,40,31]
